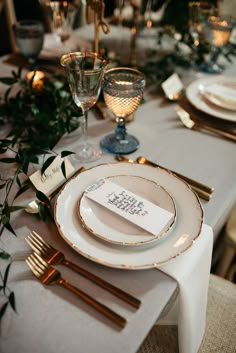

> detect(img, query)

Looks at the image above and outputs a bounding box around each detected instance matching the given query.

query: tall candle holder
[86,0,110,53]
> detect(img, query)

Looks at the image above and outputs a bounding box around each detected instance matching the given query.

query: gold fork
[25,231,141,309]
[26,252,127,328]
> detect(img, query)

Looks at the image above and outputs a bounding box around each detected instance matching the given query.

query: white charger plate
[54,163,203,270]
[186,76,236,122]
[78,175,176,246]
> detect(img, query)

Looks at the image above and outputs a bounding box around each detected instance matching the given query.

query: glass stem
[209,46,220,65]
[81,110,88,151]
[115,117,127,141]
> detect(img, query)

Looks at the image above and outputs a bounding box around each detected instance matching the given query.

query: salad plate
[54,163,203,269]
[78,175,176,246]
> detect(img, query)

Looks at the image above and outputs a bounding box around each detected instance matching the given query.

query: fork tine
[25,236,42,254]
[26,232,50,255]
[32,231,51,249]
[28,233,49,251]
[32,253,48,271]
[26,257,42,277]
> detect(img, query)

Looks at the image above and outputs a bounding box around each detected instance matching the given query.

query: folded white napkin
[156,224,213,353]
[203,83,236,111]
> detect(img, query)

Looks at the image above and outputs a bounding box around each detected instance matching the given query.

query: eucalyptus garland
[0,67,82,319]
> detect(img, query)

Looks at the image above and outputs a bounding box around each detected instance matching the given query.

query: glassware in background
[100,67,145,155]
[188,1,216,47]
[13,20,44,69]
[201,15,234,73]
[42,0,80,43]
[60,51,108,162]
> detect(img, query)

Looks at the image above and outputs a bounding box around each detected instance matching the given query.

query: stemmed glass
[42,0,79,44]
[201,15,235,73]
[13,20,44,69]
[100,67,145,155]
[60,51,108,162]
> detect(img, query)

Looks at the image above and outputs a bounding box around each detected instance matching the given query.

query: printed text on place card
[85,178,174,236]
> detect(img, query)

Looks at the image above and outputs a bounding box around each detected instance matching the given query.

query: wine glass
[60,51,108,163]
[201,15,234,73]
[42,0,79,44]
[100,67,145,155]
[13,20,44,69]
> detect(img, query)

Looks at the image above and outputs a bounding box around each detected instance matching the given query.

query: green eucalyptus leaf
[0,77,17,85]
[3,263,11,289]
[14,184,30,200]
[0,302,8,319]
[36,191,50,207]
[61,160,66,179]
[41,155,56,175]
[9,291,16,312]
[0,157,17,163]
[4,222,17,236]
[38,203,47,221]
[0,251,11,260]
[60,150,74,158]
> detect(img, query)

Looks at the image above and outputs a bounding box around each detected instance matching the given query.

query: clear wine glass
[42,0,79,44]
[13,20,44,69]
[201,15,234,73]
[60,51,108,163]
[100,67,145,155]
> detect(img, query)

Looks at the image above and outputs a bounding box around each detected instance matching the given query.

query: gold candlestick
[86,0,110,53]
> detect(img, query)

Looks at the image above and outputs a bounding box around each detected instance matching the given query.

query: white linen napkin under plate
[156,224,213,353]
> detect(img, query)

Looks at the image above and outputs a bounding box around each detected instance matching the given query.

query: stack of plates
[54,163,203,270]
[186,76,236,123]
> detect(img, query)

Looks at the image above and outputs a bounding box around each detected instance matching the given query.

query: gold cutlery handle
[60,279,127,328]
[137,157,214,194]
[64,260,141,309]
[198,124,236,142]
[190,186,212,201]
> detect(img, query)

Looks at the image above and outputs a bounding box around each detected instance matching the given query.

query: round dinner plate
[186,76,236,122]
[54,163,204,270]
[78,175,176,246]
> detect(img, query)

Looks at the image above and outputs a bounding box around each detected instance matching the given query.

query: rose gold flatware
[176,105,236,142]
[25,231,141,309]
[26,252,127,328]
[115,155,213,201]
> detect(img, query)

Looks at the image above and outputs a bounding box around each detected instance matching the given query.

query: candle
[26,71,45,91]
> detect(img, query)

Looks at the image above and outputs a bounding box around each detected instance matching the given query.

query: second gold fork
[26,253,127,328]
[25,231,141,309]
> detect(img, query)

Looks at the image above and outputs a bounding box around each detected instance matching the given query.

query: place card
[30,156,75,196]
[85,178,175,236]
[161,73,184,100]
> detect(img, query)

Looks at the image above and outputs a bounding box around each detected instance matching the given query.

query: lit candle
[26,71,45,91]
[211,19,231,47]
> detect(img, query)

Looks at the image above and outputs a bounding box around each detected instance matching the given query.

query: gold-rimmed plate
[78,175,176,246]
[186,76,236,122]
[54,163,203,269]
